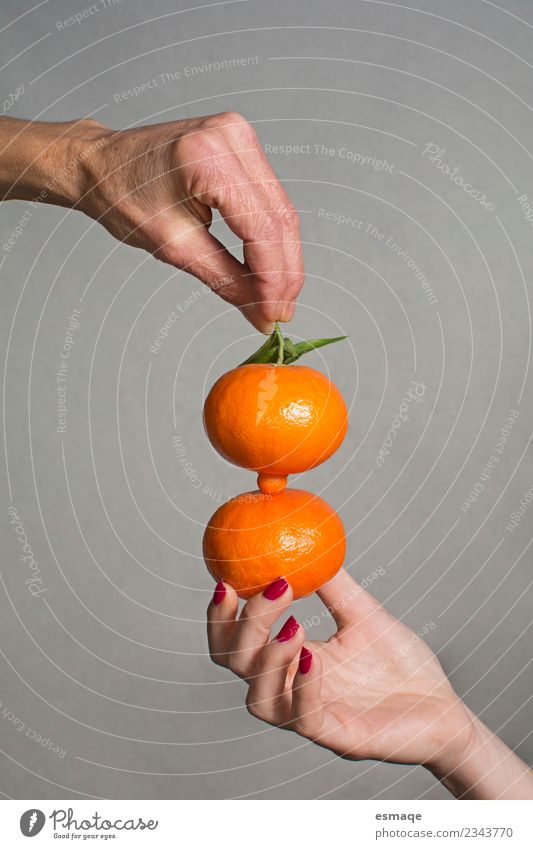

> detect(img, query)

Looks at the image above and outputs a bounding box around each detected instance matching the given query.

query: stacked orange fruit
[203,324,348,599]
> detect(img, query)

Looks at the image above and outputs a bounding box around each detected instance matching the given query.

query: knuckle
[216,111,248,130]
[153,243,178,266]
[178,142,209,174]
[245,692,264,720]
[287,271,305,295]
[173,131,225,173]
[79,117,105,131]
[237,609,271,639]
[238,600,264,623]
[209,653,228,669]
[291,715,319,739]
[278,204,300,230]
[236,607,255,632]
[210,112,258,145]
[227,655,247,678]
[171,134,195,163]
[290,717,309,737]
[259,211,282,239]
[185,259,211,283]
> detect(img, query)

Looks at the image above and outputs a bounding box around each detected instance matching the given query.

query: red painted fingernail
[213,581,226,607]
[299,647,313,674]
[263,577,289,601]
[275,615,299,643]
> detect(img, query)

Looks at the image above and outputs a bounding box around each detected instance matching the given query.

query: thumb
[290,646,325,740]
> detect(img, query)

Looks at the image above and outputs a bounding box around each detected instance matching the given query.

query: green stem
[274,322,285,365]
[240,323,348,366]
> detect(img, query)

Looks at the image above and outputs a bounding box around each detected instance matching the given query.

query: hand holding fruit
[208,569,474,772]
[208,569,533,800]
[204,335,478,778]
[2,113,303,331]
[73,112,304,332]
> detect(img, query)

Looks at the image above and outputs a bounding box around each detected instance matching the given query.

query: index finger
[214,112,304,322]
[207,580,239,666]
[210,176,291,325]
[236,145,305,318]
[192,131,295,325]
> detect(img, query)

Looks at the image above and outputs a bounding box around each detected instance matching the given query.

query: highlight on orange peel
[203,363,348,476]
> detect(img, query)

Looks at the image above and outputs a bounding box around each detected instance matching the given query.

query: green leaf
[283,336,347,364]
[283,338,298,357]
[240,324,347,366]
[240,330,278,365]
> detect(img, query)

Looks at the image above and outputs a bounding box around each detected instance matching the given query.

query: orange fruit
[203,364,348,477]
[203,487,346,599]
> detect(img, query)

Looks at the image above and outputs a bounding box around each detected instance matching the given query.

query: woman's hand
[1,114,304,332]
[208,569,474,765]
[208,570,533,798]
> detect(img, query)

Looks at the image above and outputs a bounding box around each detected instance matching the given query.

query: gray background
[1,0,532,800]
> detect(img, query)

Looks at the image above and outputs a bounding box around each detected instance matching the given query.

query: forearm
[0,116,105,207]
[430,710,533,800]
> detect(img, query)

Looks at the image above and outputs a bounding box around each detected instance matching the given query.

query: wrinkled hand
[77,113,304,332]
[207,570,474,768]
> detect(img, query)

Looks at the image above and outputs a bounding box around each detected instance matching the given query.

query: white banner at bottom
[1,799,531,847]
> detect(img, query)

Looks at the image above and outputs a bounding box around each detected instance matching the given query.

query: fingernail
[263,577,288,601]
[213,581,226,607]
[299,647,312,674]
[278,302,294,322]
[275,615,299,643]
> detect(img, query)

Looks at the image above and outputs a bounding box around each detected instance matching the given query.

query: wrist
[427,704,481,781]
[0,117,110,207]
[426,706,533,799]
[54,118,113,208]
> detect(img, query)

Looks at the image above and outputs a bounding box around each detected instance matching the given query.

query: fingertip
[213,580,226,607]
[262,576,291,602]
[260,302,285,325]
[274,615,304,644]
[265,300,296,328]
[239,577,293,623]
[291,646,324,736]
[298,646,313,675]
[295,644,321,681]
[274,300,295,323]
[209,579,238,613]
[241,303,274,334]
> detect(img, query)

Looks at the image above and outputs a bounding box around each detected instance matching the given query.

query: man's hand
[0,114,304,332]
